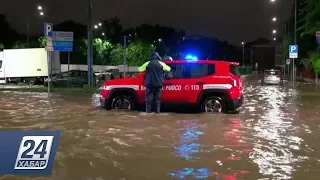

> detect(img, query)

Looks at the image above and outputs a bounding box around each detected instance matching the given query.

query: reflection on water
[1,76,320,179]
[175,120,203,161]
[169,120,210,179]
[170,168,210,179]
[246,85,306,180]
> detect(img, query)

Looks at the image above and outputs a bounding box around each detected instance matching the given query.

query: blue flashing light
[185,54,198,60]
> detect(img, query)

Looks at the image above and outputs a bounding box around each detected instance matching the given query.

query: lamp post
[293,0,297,85]
[27,5,44,48]
[93,22,106,40]
[87,0,93,87]
[241,42,245,67]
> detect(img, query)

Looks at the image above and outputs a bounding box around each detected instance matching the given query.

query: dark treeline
[283,0,320,79]
[1,15,248,66]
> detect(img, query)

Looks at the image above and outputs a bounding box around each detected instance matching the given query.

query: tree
[110,41,156,66]
[54,20,87,38]
[310,51,320,82]
[300,0,320,79]
[38,36,46,48]
[301,0,320,36]
[12,41,27,49]
[110,44,124,65]
[127,41,156,66]
[0,15,20,48]
[0,43,4,50]
[92,38,113,65]
[102,17,123,44]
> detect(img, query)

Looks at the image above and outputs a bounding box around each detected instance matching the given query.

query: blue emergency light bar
[185,54,198,60]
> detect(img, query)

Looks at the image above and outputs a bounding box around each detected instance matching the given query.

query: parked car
[44,70,95,87]
[100,60,244,114]
[262,69,283,85]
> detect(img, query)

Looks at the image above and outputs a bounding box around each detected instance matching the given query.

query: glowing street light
[27,5,45,47]
[272,17,277,22]
[158,38,162,42]
[270,0,276,2]
[272,30,277,34]
[94,25,98,29]
[102,33,105,36]
[98,23,102,26]
[273,38,276,41]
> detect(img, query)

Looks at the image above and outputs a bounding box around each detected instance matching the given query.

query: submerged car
[100,60,244,114]
[262,69,283,85]
[44,70,95,87]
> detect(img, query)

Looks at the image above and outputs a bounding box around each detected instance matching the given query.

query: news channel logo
[0,130,61,175]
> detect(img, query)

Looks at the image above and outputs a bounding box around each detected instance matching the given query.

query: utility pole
[27,13,30,48]
[123,36,127,77]
[293,0,297,85]
[241,42,245,67]
[87,0,93,87]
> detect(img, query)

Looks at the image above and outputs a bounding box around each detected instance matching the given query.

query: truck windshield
[229,65,240,77]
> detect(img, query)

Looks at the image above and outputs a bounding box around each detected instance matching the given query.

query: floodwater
[0,75,320,180]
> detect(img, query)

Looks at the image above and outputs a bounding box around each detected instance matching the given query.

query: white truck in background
[0,48,61,85]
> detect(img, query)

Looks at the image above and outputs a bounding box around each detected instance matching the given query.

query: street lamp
[102,33,105,36]
[241,42,245,67]
[98,23,102,26]
[27,5,45,48]
[272,30,277,34]
[94,25,98,29]
[273,38,276,41]
[270,0,276,2]
[272,17,277,22]
[158,38,162,42]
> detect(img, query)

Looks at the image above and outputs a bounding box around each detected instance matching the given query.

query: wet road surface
[0,75,320,180]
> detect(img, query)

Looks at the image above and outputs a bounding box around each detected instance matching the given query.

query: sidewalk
[284,75,319,84]
[296,76,319,84]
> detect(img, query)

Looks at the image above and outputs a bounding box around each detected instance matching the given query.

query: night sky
[1,0,294,45]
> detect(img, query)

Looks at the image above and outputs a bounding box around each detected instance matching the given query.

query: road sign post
[44,23,74,95]
[286,59,290,76]
[44,23,53,95]
[289,45,298,85]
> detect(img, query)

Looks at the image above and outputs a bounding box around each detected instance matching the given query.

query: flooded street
[1,75,320,180]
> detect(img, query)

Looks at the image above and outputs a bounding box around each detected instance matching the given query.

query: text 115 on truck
[0,48,61,85]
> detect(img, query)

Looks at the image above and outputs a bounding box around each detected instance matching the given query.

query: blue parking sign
[289,45,298,58]
[44,23,53,37]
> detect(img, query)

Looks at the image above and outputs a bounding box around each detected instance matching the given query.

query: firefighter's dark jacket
[139,59,171,88]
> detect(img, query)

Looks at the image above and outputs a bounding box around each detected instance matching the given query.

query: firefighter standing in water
[139,52,171,113]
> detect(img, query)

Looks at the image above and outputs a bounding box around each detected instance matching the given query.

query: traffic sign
[44,23,73,52]
[289,45,298,58]
[316,31,320,37]
[51,31,73,52]
[317,37,320,44]
[44,23,53,37]
[286,59,290,65]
